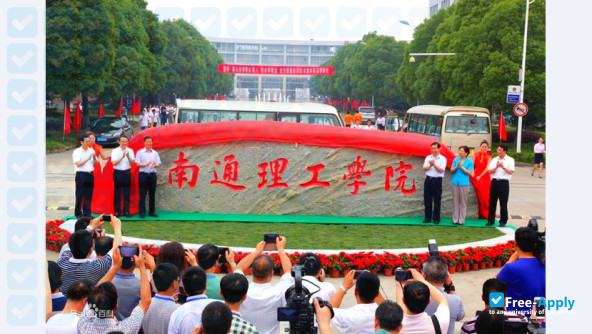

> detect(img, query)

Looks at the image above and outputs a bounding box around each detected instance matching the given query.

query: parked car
[91,116,134,146]
[358,106,376,124]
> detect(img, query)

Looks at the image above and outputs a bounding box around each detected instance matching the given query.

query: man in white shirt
[147,109,154,128]
[139,110,149,130]
[486,144,515,227]
[299,253,336,302]
[46,279,93,334]
[151,108,159,127]
[396,269,450,334]
[111,136,135,217]
[168,266,216,334]
[229,237,294,334]
[72,134,98,218]
[136,136,161,218]
[423,142,447,224]
[329,270,382,334]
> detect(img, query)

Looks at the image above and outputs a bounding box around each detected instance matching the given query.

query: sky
[145,0,430,42]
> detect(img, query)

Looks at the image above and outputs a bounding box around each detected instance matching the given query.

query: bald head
[252,255,274,281]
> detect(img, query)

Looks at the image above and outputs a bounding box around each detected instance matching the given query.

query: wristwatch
[339,285,348,293]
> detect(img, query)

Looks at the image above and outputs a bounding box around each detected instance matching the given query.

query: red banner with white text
[218,64,334,76]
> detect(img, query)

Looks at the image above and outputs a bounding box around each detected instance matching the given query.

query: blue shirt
[497,258,546,314]
[451,157,474,186]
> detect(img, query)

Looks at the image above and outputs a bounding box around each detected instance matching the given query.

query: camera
[428,239,439,257]
[395,267,413,282]
[278,265,334,334]
[217,247,229,264]
[102,214,111,222]
[119,245,139,258]
[504,317,545,334]
[527,219,546,265]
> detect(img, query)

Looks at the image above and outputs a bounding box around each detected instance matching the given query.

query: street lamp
[399,20,416,29]
[408,52,457,62]
[516,0,535,153]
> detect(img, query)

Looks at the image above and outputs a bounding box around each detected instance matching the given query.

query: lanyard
[232,312,241,318]
[115,273,136,279]
[186,296,208,303]
[154,295,175,302]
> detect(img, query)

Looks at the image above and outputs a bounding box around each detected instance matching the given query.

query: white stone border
[60,220,515,254]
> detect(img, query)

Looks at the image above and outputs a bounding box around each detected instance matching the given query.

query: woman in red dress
[471,140,492,219]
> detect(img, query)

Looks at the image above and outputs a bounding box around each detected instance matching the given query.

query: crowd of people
[343,110,392,131]
[46,214,545,334]
[138,105,178,130]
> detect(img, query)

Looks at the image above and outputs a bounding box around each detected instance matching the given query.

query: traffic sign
[507,85,521,103]
[513,103,528,117]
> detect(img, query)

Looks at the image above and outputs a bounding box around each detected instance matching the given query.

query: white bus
[175,99,344,126]
[404,105,492,151]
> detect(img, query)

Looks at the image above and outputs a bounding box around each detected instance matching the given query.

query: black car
[91,116,134,146]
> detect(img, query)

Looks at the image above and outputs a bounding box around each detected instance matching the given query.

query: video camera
[527,219,546,265]
[504,317,545,334]
[277,265,334,334]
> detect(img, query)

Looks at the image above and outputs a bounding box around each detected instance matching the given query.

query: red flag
[499,112,507,142]
[74,102,82,131]
[63,102,72,136]
[98,102,104,118]
[116,97,123,117]
[132,97,140,115]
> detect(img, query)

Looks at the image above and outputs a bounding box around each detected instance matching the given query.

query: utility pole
[517,0,535,153]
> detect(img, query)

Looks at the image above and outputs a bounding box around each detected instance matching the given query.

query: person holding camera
[192,244,226,301]
[300,253,336,302]
[58,214,123,293]
[46,279,93,334]
[231,237,293,334]
[220,273,259,334]
[78,247,153,334]
[423,142,447,224]
[497,227,546,315]
[142,263,181,334]
[422,257,464,334]
[168,266,217,334]
[112,246,156,320]
[460,279,524,334]
[328,270,383,334]
[395,268,450,334]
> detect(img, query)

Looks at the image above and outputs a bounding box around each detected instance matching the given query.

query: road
[46,149,545,333]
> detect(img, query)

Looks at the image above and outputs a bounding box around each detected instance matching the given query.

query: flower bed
[46,220,515,275]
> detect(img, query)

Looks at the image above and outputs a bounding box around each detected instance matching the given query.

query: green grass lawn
[102,221,503,249]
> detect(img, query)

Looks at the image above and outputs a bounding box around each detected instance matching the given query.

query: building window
[261,55,284,65]
[236,53,260,64]
[261,44,284,53]
[287,45,308,54]
[311,45,332,54]
[220,53,235,64]
[430,4,439,16]
[213,42,234,53]
[310,56,331,66]
[286,55,309,66]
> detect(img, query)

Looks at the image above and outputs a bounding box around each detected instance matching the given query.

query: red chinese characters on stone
[210,154,246,191]
[300,163,330,188]
[342,156,372,195]
[169,151,199,189]
[385,161,416,195]
[258,158,289,189]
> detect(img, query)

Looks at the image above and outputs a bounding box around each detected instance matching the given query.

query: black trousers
[424,176,443,221]
[139,172,157,215]
[113,169,131,215]
[489,179,510,224]
[75,171,94,217]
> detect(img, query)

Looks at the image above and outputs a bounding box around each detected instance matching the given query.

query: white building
[208,37,344,101]
[429,0,458,17]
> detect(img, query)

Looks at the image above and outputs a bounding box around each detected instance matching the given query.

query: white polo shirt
[136,148,161,173]
[236,270,294,334]
[111,147,135,171]
[168,295,215,334]
[402,304,450,334]
[423,154,447,178]
[488,155,515,180]
[331,303,378,334]
[302,276,336,302]
[73,147,96,172]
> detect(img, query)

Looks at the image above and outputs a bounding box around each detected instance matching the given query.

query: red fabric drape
[470,151,492,219]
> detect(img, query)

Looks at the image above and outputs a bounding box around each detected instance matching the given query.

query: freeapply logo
[489,293,576,313]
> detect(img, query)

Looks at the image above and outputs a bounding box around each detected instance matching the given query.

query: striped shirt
[460,310,524,334]
[78,305,144,334]
[57,249,112,293]
[230,313,259,334]
[143,294,180,334]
